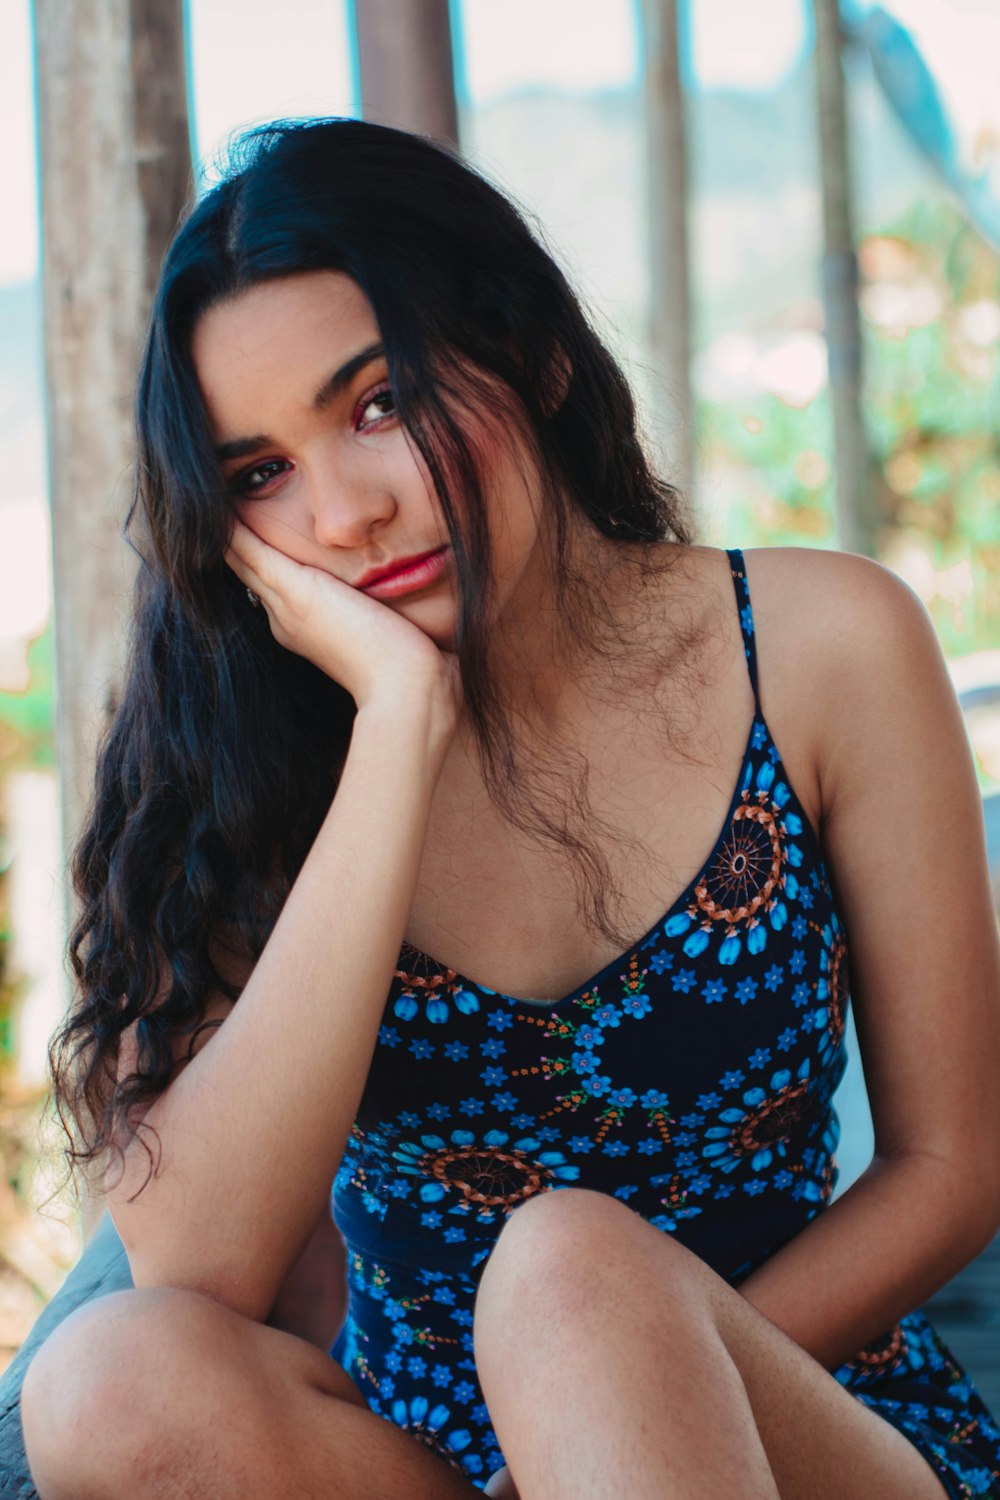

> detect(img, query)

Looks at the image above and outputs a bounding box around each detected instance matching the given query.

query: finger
[221,547,259,592]
[225,518,301,592]
[223,519,270,591]
[224,515,262,566]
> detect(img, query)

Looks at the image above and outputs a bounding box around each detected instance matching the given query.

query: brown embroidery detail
[826,934,849,1049]
[692,795,785,931]
[594,1106,624,1147]
[851,1322,906,1375]
[819,1154,836,1203]
[732,1078,811,1161]
[620,952,648,997]
[656,1173,690,1216]
[407,1140,550,1212]
[538,1087,589,1121]
[394,946,467,1006]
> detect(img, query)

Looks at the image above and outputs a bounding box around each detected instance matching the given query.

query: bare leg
[473,1189,950,1500]
[21,1286,484,1500]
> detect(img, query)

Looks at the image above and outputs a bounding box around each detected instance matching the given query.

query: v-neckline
[398,709,762,1012]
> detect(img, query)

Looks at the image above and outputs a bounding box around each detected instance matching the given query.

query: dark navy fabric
[330,548,1000,1497]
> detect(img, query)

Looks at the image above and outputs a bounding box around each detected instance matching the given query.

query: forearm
[109,696,450,1322]
[736,1151,999,1372]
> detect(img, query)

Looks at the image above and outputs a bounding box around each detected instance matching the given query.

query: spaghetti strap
[725,547,761,710]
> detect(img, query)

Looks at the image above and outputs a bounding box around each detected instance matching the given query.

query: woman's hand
[223,517,463,728]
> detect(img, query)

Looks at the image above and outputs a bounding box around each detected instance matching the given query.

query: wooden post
[32,0,193,886]
[352,0,459,148]
[641,0,694,508]
[813,0,876,557]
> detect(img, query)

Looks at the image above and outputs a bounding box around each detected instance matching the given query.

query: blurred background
[1,0,998,1399]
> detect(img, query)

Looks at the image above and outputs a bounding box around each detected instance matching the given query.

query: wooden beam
[352,0,459,148]
[641,0,694,511]
[32,0,193,878]
[813,0,876,557]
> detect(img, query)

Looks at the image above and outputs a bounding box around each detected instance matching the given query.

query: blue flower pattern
[329,551,1000,1498]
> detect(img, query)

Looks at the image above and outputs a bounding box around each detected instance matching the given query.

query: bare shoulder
[742,543,928,643]
[742,544,944,703]
[646,541,957,842]
[739,545,954,832]
[672,539,923,642]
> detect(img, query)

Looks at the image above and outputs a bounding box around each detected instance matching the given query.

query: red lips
[354,547,446,589]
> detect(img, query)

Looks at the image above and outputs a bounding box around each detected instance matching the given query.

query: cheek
[394,438,447,522]
[468,419,543,551]
[491,469,543,570]
[233,501,313,562]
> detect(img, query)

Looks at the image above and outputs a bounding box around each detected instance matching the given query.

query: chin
[397,595,458,652]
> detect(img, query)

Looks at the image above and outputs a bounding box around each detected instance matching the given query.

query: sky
[1,0,36,285]
[1,0,819,288]
[6,0,999,288]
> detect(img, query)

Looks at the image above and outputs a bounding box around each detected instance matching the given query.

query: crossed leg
[21,1189,954,1500]
[473,1187,952,1500]
[20,1284,484,1500]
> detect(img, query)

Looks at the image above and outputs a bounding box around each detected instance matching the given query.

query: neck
[458,529,677,742]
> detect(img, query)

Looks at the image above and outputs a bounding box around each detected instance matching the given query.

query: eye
[354,382,396,433]
[228,459,291,497]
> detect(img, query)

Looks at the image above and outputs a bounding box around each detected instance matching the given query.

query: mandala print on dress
[327,549,1000,1498]
[392,1123,580,1223]
[664,757,803,964]
[394,947,482,1025]
[701,1054,814,1175]
[810,914,849,1072]
[336,1251,488,1477]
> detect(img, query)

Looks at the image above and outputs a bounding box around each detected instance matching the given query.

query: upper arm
[779,549,1000,1210]
[116,990,236,1103]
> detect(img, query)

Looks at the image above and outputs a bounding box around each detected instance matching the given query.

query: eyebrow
[212,342,387,462]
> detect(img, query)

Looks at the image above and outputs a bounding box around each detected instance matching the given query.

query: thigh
[21,1285,481,1500]
[478,1189,951,1500]
[695,1249,952,1500]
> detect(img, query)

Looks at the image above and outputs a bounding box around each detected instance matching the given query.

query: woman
[20,118,1000,1499]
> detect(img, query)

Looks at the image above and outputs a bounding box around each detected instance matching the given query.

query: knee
[20,1286,228,1496]
[499,1182,638,1256]
[474,1187,704,1337]
[476,1187,635,1313]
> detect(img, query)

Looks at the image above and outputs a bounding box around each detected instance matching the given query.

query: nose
[306,464,397,550]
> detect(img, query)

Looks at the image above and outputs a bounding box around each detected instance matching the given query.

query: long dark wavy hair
[47,117,693,1203]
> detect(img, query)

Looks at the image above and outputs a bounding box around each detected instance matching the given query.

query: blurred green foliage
[700,197,1000,660]
[0,619,55,774]
[0,835,17,1064]
[0,619,54,1061]
[0,621,53,1068]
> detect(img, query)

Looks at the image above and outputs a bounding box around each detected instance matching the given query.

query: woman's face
[191,270,546,652]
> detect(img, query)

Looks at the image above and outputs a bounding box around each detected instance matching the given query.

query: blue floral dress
[330,548,1000,1498]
